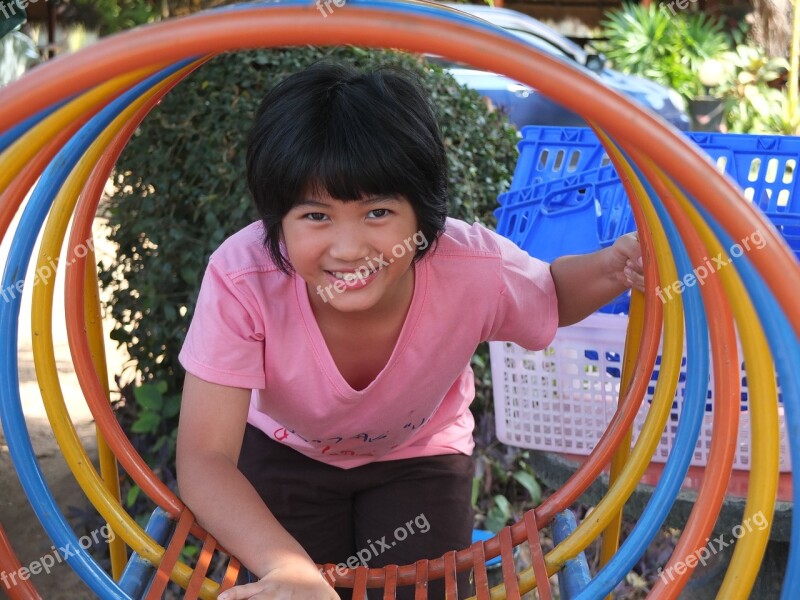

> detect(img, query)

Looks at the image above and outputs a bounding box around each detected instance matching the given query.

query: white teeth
[330,269,377,280]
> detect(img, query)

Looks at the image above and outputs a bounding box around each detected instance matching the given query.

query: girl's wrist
[255,552,319,580]
[602,245,628,289]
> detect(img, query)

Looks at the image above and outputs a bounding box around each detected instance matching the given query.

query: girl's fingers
[219,581,263,600]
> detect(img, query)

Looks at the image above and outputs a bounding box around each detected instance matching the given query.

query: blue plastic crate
[517,174,635,262]
[512,127,800,197]
[516,172,634,314]
[495,167,620,246]
[510,128,800,228]
[509,126,613,191]
[498,161,620,207]
[500,128,800,257]
[497,128,800,314]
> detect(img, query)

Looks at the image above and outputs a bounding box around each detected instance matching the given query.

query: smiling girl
[176,62,644,600]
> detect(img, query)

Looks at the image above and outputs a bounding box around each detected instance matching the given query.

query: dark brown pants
[237,424,475,599]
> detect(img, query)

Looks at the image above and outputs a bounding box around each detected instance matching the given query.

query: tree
[750,0,793,58]
[64,0,235,35]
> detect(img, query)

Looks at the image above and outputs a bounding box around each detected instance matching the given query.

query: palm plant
[600,2,730,101]
[717,44,792,133]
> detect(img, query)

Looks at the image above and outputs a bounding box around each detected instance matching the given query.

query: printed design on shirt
[403,417,427,431]
[271,414,430,458]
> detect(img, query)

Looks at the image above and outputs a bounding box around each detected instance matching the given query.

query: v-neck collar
[295,259,429,399]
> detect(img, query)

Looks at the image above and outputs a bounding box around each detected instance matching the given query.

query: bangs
[300,119,418,205]
[284,72,436,208]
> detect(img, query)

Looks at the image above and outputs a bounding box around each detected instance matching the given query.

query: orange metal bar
[524,510,552,600]
[0,114,94,244]
[633,153,741,599]
[471,541,491,600]
[443,550,458,599]
[383,563,399,599]
[499,527,521,600]
[145,508,195,599]
[414,559,429,599]
[82,246,128,579]
[352,566,369,598]
[185,535,217,598]
[220,558,241,593]
[0,524,42,600]
[64,62,215,536]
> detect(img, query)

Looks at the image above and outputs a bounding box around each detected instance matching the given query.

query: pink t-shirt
[179,217,558,469]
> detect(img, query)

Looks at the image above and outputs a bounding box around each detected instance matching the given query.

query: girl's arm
[177,373,337,600]
[550,232,645,327]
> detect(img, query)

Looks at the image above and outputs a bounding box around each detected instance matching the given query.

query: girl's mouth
[324,268,380,290]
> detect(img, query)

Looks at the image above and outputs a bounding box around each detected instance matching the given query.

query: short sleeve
[179,260,266,389]
[486,233,559,350]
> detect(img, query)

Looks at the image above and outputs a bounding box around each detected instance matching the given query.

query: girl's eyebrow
[294,195,401,209]
[362,195,402,204]
[294,199,330,208]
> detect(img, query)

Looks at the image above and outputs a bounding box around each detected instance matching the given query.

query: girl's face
[281,189,423,317]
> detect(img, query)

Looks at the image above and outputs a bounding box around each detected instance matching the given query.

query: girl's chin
[324,296,384,315]
[311,281,377,309]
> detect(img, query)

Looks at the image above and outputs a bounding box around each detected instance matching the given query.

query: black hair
[245,62,449,274]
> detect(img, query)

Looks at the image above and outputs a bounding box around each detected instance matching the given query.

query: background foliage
[598,2,795,134]
[66,0,232,34]
[101,45,527,525]
[599,2,730,101]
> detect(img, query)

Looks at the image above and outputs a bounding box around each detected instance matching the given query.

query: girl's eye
[369,208,391,218]
[304,213,328,221]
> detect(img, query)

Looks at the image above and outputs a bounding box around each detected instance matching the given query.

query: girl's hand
[218,561,339,600]
[609,232,645,293]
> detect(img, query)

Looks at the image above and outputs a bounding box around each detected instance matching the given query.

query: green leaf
[126,484,141,507]
[131,411,161,434]
[485,508,506,533]
[134,384,163,411]
[486,495,513,533]
[512,471,542,504]
[152,435,167,453]
[493,494,512,518]
[163,395,182,419]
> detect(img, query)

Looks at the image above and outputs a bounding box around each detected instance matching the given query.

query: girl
[176,62,644,600]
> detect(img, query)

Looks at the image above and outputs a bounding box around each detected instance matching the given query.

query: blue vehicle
[431,3,690,130]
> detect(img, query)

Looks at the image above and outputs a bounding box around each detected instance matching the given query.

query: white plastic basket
[489,312,791,472]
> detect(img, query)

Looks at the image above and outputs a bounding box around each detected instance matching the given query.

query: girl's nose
[329,230,371,263]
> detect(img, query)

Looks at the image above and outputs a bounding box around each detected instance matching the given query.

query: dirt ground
[1,216,126,599]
